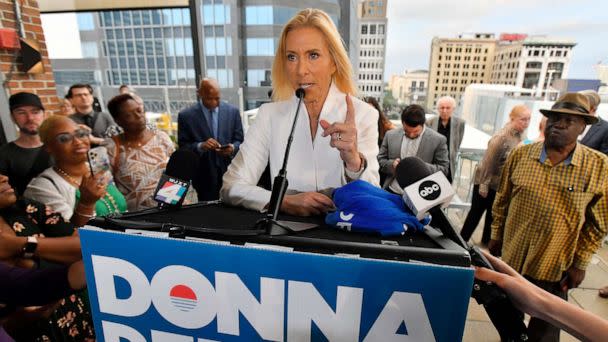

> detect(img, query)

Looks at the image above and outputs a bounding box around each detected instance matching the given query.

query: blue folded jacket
[325,180,430,236]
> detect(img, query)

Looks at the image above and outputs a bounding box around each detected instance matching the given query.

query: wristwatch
[22,236,38,259]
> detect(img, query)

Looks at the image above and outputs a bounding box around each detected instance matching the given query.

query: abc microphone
[395,157,529,342]
[395,157,462,245]
[396,159,455,220]
[153,149,197,209]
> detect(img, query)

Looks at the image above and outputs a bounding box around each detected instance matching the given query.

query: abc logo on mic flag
[419,180,441,200]
[402,172,454,220]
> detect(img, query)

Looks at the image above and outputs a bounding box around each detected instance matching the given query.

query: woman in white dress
[221,8,379,216]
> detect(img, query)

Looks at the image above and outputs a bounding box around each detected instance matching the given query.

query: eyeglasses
[55,129,90,144]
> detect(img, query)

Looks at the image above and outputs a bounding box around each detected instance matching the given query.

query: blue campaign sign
[80,228,474,342]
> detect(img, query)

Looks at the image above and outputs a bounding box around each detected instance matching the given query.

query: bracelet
[78,201,96,209]
[74,210,95,218]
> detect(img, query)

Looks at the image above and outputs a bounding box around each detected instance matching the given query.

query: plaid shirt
[474,125,522,192]
[491,142,608,282]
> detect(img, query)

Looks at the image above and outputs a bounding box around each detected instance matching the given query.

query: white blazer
[221,83,380,211]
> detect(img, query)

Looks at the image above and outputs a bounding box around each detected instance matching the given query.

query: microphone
[260,88,317,235]
[395,157,463,245]
[153,149,197,209]
[395,157,528,342]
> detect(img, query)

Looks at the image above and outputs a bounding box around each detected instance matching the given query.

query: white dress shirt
[388,126,425,194]
[220,83,380,211]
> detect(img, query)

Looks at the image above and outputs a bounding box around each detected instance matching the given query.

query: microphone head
[395,157,433,188]
[165,148,198,182]
[295,88,305,99]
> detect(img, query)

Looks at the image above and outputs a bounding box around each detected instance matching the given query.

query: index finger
[344,94,355,125]
[480,250,519,277]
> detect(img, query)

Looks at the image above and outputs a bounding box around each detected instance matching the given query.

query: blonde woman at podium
[221,8,380,216]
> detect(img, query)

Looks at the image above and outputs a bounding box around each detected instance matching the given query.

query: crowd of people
[0,7,607,342]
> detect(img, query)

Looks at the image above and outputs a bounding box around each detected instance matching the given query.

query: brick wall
[0,0,59,115]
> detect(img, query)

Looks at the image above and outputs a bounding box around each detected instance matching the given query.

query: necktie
[404,137,418,158]
[83,114,93,130]
[211,109,219,139]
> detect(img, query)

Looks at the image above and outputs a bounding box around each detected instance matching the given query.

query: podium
[83,203,474,341]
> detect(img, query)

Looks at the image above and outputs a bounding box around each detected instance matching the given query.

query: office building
[491,34,576,98]
[388,69,428,107]
[356,0,387,100]
[44,1,348,115]
[426,33,496,110]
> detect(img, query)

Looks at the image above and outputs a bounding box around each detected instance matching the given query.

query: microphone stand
[428,207,529,342]
[257,88,318,235]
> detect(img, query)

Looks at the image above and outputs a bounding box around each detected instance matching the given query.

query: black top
[0,142,51,195]
[0,198,95,341]
[0,263,71,318]
[437,118,451,153]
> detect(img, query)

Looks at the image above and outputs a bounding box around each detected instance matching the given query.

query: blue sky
[385,0,608,79]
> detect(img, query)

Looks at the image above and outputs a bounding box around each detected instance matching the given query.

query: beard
[19,127,39,135]
[544,136,566,149]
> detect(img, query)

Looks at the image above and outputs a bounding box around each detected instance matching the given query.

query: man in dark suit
[178,78,244,201]
[426,96,465,183]
[378,104,449,193]
[579,90,608,155]
[579,91,608,300]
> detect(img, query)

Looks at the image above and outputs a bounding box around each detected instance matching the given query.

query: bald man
[178,78,243,201]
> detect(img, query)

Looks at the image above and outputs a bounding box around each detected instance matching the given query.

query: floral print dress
[0,199,95,341]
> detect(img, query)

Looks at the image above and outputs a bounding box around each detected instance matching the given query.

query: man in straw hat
[488,92,608,341]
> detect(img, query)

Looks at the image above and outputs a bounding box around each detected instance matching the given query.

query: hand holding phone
[87,147,113,185]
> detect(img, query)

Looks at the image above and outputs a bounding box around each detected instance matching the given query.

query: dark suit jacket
[426,115,465,179]
[580,119,608,155]
[178,101,244,200]
[378,127,449,189]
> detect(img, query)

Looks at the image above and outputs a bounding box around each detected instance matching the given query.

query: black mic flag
[153,149,197,208]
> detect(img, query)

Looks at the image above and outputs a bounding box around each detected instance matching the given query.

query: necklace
[99,191,120,213]
[122,131,148,149]
[55,167,81,186]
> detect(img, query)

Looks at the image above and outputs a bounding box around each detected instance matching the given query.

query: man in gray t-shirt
[66,83,115,138]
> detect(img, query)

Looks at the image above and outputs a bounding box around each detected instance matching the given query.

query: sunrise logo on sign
[169,285,198,312]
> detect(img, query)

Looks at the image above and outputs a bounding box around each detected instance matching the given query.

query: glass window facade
[81,41,98,58]
[77,13,95,30]
[246,38,274,56]
[246,6,272,25]
[94,8,196,86]
[247,69,270,87]
[207,68,233,88]
[202,4,230,25]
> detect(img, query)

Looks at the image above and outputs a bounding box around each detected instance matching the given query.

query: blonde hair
[39,115,72,145]
[509,104,530,120]
[271,8,356,101]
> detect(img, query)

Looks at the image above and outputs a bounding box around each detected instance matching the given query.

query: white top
[221,83,380,211]
[24,167,76,221]
[389,126,425,194]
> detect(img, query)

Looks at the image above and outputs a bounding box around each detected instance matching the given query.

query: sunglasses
[55,128,90,144]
